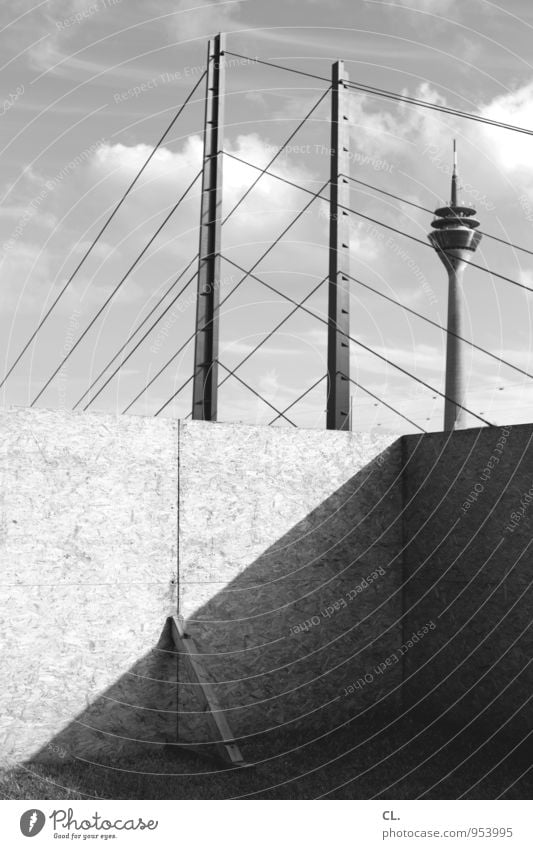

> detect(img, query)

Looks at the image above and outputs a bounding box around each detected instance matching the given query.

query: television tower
[428,141,482,430]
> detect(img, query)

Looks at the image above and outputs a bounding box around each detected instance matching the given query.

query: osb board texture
[177,421,404,739]
[0,408,179,766]
[401,424,533,732]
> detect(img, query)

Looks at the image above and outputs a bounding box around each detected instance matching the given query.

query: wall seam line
[400,433,408,711]
[176,418,181,743]
[177,418,181,616]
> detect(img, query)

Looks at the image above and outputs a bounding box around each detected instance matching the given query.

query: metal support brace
[192,33,225,420]
[326,60,351,431]
[170,615,247,767]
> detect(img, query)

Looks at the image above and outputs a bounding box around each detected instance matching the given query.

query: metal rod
[326,60,351,431]
[192,33,225,421]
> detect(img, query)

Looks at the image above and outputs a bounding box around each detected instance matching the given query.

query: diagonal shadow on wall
[26,439,407,766]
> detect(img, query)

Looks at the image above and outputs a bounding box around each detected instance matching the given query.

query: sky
[1,0,533,432]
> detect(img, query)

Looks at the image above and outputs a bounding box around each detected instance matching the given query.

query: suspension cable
[217,275,328,392]
[221,254,494,427]
[345,374,427,433]
[226,51,533,137]
[30,169,202,406]
[344,174,533,258]
[345,79,533,137]
[218,361,297,426]
[0,71,206,393]
[127,183,327,414]
[154,373,194,417]
[73,254,198,409]
[224,151,533,296]
[81,269,198,411]
[77,101,330,409]
[222,86,330,225]
[268,374,327,425]
[345,272,533,382]
[225,51,330,85]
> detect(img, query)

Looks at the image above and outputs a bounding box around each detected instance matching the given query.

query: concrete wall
[402,424,533,734]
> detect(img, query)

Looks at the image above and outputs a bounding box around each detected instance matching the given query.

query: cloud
[349,81,452,162]
[221,132,318,235]
[222,339,305,357]
[171,0,243,41]
[350,221,380,262]
[0,136,204,325]
[92,132,313,238]
[0,242,52,313]
[382,0,458,11]
[351,341,442,377]
[480,81,533,174]
[343,73,533,228]
[0,128,330,332]
[1,0,210,80]
[91,136,203,192]
[1,0,111,72]
[316,206,380,262]
[519,269,533,290]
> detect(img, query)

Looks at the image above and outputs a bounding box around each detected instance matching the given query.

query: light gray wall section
[0,408,179,766]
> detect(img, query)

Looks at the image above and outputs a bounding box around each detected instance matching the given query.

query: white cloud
[171,0,242,41]
[222,339,304,357]
[0,130,330,326]
[344,74,533,223]
[91,136,203,194]
[519,269,533,290]
[91,133,312,241]
[480,81,533,173]
[221,132,318,236]
[84,137,204,264]
[350,220,380,262]
[349,81,452,163]
[390,0,457,9]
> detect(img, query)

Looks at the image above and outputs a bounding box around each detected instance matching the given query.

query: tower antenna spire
[451,138,458,206]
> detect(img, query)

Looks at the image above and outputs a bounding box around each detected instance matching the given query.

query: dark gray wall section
[402,424,533,732]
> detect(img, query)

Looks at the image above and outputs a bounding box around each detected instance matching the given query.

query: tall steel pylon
[192,33,225,421]
[326,60,351,431]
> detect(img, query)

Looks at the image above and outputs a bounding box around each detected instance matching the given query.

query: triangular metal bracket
[169,615,248,767]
